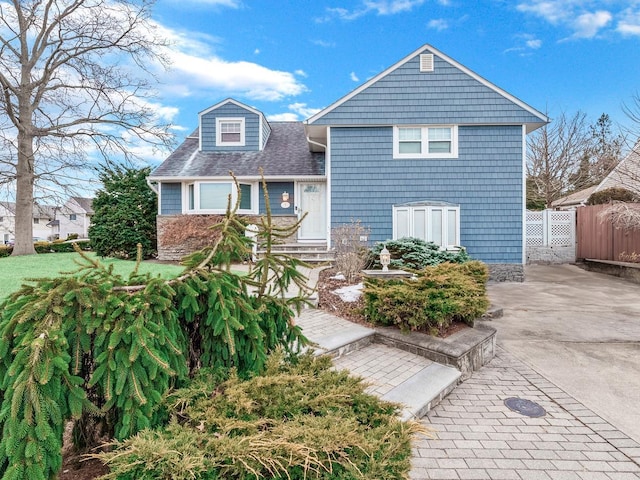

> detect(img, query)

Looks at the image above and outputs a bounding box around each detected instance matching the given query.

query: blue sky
[136,0,639,160]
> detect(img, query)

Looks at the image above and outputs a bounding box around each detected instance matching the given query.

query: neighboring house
[553,143,640,209]
[150,44,548,280]
[53,196,94,239]
[0,202,57,243]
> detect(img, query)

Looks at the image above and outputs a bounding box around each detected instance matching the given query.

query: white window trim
[393,125,458,159]
[216,117,245,147]
[392,204,460,250]
[185,181,257,214]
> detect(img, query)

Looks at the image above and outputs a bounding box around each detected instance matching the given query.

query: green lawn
[0,253,185,300]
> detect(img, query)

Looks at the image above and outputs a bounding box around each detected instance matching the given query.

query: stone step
[256,245,335,263]
[333,343,461,421]
[295,309,468,419]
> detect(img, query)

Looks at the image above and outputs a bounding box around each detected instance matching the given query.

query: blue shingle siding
[200,103,260,152]
[313,50,542,126]
[259,182,294,215]
[330,125,523,263]
[160,183,182,214]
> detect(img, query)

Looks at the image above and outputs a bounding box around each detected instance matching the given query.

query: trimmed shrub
[0,246,11,258]
[66,233,79,240]
[363,261,489,334]
[94,352,423,479]
[32,240,91,254]
[587,187,639,205]
[368,237,470,270]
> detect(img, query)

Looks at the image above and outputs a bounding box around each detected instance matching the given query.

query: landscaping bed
[317,267,473,338]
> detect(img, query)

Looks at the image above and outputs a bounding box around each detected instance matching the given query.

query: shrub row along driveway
[488,264,640,443]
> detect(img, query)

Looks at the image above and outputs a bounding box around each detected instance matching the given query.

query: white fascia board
[198,98,264,117]
[306,43,549,127]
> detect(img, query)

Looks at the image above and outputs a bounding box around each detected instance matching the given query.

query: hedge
[0,240,91,257]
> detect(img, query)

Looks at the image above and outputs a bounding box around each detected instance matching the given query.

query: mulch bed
[316,267,469,338]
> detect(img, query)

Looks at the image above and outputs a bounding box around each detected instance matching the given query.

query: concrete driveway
[488,264,640,443]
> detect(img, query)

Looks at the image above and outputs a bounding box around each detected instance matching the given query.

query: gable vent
[420,54,434,72]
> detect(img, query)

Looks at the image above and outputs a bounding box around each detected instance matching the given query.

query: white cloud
[288,102,321,118]
[363,0,426,15]
[319,0,427,21]
[268,103,322,122]
[573,10,612,38]
[526,38,542,49]
[147,21,306,102]
[350,71,359,82]
[617,7,640,36]
[295,69,308,77]
[167,52,306,101]
[254,48,260,54]
[267,113,299,121]
[517,0,568,24]
[427,18,449,31]
[166,0,240,6]
[311,39,336,47]
[516,1,630,39]
[504,33,542,55]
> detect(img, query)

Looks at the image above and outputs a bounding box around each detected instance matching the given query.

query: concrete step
[333,343,461,421]
[296,309,464,420]
[256,245,335,263]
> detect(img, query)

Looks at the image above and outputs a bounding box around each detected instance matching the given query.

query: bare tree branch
[0,0,174,255]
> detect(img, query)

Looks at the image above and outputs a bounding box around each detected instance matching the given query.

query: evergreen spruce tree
[89,166,158,259]
[0,178,310,479]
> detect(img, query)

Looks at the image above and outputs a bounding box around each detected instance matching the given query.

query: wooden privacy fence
[576,203,640,261]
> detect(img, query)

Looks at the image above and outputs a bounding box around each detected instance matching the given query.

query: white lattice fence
[526,210,575,247]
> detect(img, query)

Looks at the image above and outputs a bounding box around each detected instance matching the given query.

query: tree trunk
[12,131,36,256]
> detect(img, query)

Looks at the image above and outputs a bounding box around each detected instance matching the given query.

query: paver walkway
[410,348,640,480]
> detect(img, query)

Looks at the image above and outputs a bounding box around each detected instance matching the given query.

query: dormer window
[216,117,245,146]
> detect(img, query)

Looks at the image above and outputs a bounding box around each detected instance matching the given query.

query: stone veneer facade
[156,214,299,261]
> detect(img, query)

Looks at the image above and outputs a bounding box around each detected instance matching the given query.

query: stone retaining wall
[487,264,525,282]
[527,245,576,265]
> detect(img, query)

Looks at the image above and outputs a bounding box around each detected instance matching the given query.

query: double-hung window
[186,181,255,213]
[216,118,245,146]
[393,125,457,159]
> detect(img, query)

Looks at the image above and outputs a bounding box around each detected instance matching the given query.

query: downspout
[305,133,330,250]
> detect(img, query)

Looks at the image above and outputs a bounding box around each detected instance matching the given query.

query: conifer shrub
[89,166,158,259]
[0,178,312,480]
[94,352,425,480]
[363,261,489,334]
[368,237,470,270]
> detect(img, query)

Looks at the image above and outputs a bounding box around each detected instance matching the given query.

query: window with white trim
[216,118,245,146]
[69,214,77,221]
[186,181,256,213]
[393,203,460,249]
[393,126,458,159]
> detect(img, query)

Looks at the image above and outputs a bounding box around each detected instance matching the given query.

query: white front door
[298,183,326,240]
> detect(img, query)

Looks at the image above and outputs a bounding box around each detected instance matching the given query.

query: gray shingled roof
[150,122,325,179]
[69,196,94,214]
